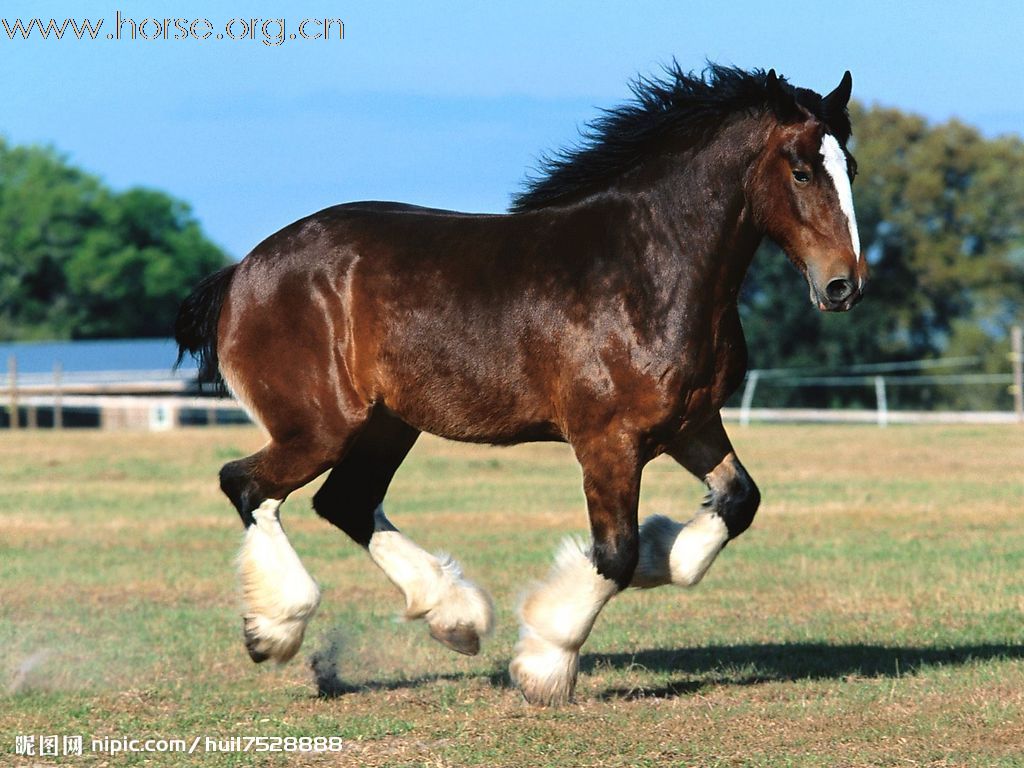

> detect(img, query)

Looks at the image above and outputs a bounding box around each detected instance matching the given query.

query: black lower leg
[708,462,760,540]
[312,411,419,547]
[592,528,639,591]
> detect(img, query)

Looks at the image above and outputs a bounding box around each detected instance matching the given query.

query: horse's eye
[792,169,811,184]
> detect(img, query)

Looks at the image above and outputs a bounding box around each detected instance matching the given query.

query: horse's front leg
[510,432,642,707]
[631,414,760,589]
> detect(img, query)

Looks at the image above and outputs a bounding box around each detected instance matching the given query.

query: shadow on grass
[314,668,482,699]
[309,636,501,699]
[311,641,1024,701]
[584,642,1024,701]
[312,663,527,699]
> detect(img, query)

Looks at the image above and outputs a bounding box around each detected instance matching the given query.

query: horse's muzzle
[812,276,865,312]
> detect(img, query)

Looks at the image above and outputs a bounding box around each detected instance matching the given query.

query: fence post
[7,355,18,431]
[739,369,760,426]
[874,375,888,428]
[1012,325,1023,423]
[54,361,63,430]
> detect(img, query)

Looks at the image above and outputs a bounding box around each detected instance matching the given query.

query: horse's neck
[644,118,765,300]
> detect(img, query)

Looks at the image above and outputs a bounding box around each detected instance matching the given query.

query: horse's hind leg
[220,430,362,664]
[367,508,494,655]
[312,410,494,655]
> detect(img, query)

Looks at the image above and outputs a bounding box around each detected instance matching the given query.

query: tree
[0,138,228,340]
[64,188,226,337]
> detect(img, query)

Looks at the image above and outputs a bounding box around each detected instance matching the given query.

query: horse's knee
[593,533,639,591]
[717,469,760,540]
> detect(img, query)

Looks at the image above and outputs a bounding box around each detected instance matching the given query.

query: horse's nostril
[825,278,855,303]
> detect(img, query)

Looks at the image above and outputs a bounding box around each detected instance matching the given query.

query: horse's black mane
[511,62,844,213]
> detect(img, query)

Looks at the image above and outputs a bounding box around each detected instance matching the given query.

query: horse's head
[748,70,866,312]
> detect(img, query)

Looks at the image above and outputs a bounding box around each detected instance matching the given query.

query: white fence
[736,352,1023,427]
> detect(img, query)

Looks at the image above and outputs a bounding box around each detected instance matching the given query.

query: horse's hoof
[243,618,271,663]
[246,645,270,664]
[509,633,579,707]
[242,616,307,664]
[420,561,494,656]
[429,623,481,656]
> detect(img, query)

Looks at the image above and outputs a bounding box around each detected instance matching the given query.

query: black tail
[174,264,238,391]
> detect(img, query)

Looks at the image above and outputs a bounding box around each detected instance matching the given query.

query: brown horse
[175,64,865,706]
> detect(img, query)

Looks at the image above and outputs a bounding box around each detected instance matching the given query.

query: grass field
[2,423,1023,766]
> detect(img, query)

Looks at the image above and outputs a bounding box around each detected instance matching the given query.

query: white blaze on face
[819,133,861,261]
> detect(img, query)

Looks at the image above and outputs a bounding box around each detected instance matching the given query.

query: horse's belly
[377,364,561,445]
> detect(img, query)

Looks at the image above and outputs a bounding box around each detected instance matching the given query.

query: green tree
[0,138,229,340]
[64,188,226,337]
[0,141,105,338]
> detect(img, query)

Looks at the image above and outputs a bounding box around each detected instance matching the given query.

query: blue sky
[1,0,1021,259]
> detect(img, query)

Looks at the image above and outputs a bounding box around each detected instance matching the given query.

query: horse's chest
[673,322,747,419]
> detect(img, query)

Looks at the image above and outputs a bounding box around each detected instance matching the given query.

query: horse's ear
[765,68,799,121]
[824,71,853,113]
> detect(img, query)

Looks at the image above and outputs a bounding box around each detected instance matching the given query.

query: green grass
[1,424,1023,766]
